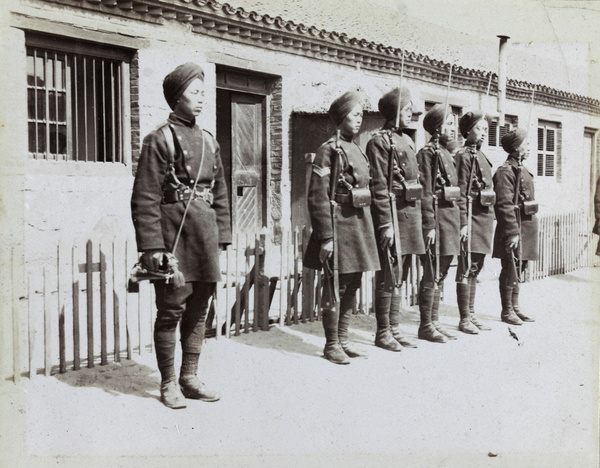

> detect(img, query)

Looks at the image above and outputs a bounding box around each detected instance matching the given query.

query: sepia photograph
[1,0,599,466]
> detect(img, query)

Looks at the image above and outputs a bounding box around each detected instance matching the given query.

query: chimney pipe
[497,35,510,127]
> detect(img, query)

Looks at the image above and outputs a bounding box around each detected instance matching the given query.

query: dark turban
[163,62,205,110]
[501,128,528,153]
[378,86,411,121]
[328,91,363,126]
[458,111,489,138]
[423,103,452,135]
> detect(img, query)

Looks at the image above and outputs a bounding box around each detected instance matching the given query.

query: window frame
[26,33,133,165]
[537,120,560,178]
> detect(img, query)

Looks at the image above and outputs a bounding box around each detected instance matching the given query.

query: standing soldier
[492,128,539,324]
[416,104,461,343]
[304,91,380,365]
[455,111,494,334]
[366,86,423,351]
[131,63,231,408]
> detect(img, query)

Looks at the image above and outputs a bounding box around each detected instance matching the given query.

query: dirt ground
[1,268,599,468]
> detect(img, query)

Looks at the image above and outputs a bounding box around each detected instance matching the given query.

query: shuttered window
[26,36,131,163]
[537,120,560,177]
[488,115,518,147]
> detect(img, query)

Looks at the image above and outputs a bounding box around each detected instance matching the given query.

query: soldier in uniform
[304,91,380,365]
[131,63,231,408]
[416,104,461,343]
[366,87,423,351]
[492,128,538,324]
[455,111,494,334]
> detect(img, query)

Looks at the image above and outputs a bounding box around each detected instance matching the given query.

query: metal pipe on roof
[497,35,510,126]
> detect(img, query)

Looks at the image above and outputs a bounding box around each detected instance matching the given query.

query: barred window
[27,36,131,163]
[488,115,518,147]
[537,120,560,177]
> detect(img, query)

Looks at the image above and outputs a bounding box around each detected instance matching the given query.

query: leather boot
[374,293,402,352]
[389,294,417,348]
[160,380,187,409]
[338,296,367,358]
[500,287,522,325]
[431,286,457,340]
[457,282,479,334]
[179,375,221,402]
[322,308,350,365]
[468,277,491,330]
[418,284,447,343]
[512,286,534,322]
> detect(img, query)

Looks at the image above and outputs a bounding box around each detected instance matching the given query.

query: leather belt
[162,186,213,205]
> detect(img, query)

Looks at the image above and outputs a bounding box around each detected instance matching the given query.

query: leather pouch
[350,187,372,208]
[522,200,539,215]
[442,186,460,202]
[479,188,496,206]
[403,179,423,201]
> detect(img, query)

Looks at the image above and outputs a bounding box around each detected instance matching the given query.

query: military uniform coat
[303,135,380,274]
[366,125,426,255]
[455,146,495,255]
[131,113,232,282]
[417,141,461,256]
[492,157,539,260]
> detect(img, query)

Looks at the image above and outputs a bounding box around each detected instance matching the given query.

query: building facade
[1,0,599,378]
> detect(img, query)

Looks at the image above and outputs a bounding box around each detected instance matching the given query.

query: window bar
[93,58,98,163]
[74,56,79,162]
[83,56,88,162]
[33,48,39,160]
[117,62,123,164]
[54,51,59,160]
[65,53,73,161]
[44,50,50,161]
[110,61,116,163]
[101,60,106,163]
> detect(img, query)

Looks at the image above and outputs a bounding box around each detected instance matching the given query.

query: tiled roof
[37,0,600,114]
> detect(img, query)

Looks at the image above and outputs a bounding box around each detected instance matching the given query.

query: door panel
[231,92,265,236]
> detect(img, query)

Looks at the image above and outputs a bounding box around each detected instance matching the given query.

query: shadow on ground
[53,359,160,402]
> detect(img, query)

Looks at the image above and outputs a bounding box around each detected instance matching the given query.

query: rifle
[323,130,343,310]
[506,154,523,286]
[383,131,404,292]
[429,137,442,288]
[456,144,476,284]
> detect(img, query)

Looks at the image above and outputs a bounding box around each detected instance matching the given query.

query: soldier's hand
[380,226,394,250]
[319,240,334,264]
[140,250,166,271]
[505,235,519,252]
[425,229,436,248]
[460,226,469,241]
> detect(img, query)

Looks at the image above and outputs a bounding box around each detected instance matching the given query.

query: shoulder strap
[159,124,176,166]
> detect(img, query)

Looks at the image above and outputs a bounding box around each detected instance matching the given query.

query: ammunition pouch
[522,200,539,216]
[442,185,460,202]
[478,188,496,206]
[334,187,371,208]
[402,179,423,202]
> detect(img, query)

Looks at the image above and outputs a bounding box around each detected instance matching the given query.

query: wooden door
[230,92,265,236]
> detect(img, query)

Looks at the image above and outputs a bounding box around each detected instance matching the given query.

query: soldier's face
[466,118,488,146]
[441,113,455,138]
[174,78,205,120]
[398,103,412,128]
[517,139,530,159]
[339,104,363,137]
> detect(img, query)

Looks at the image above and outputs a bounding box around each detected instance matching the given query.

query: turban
[458,111,489,138]
[328,91,363,126]
[378,87,411,121]
[163,62,205,110]
[423,103,452,135]
[501,128,528,153]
